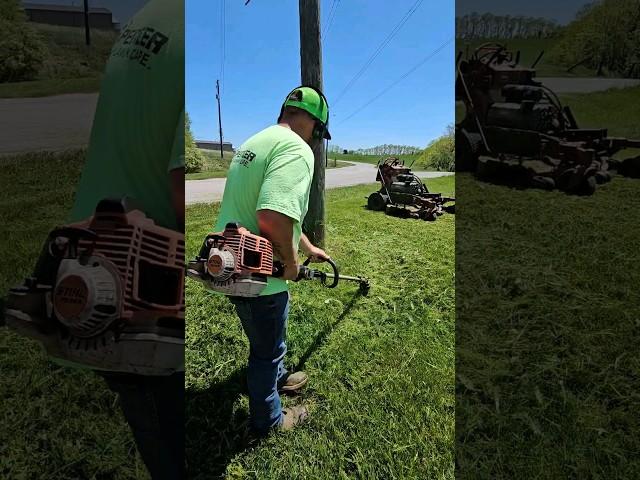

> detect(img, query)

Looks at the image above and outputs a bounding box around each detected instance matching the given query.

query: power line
[220,0,226,95]
[322,0,339,39]
[336,37,453,126]
[333,0,424,106]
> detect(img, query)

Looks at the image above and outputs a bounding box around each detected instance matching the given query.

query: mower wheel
[367,192,389,211]
[576,175,597,196]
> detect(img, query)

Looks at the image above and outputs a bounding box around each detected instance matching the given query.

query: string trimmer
[186,222,370,297]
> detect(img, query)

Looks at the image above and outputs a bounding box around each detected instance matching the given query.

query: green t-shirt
[55,0,183,371]
[69,0,184,230]
[215,125,315,296]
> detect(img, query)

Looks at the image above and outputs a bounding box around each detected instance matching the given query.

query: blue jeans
[101,372,185,479]
[229,290,290,434]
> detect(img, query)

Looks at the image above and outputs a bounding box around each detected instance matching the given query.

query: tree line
[456,13,559,39]
[329,144,423,155]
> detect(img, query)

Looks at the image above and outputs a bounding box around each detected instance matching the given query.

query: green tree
[416,125,455,171]
[0,0,46,82]
[551,0,640,78]
[185,112,204,173]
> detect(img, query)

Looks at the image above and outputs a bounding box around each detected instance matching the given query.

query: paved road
[537,77,640,93]
[0,93,98,155]
[2,77,636,156]
[186,161,454,205]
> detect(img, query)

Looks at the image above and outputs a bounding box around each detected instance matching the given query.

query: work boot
[280,405,309,431]
[278,371,308,393]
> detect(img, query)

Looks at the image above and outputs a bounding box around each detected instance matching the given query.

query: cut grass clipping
[0,151,147,480]
[456,173,640,478]
[185,177,455,479]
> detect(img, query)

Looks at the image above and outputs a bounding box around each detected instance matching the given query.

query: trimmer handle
[302,257,339,288]
[272,257,340,288]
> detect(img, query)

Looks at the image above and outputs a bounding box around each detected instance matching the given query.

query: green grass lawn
[186,149,354,181]
[0,151,146,479]
[0,77,103,98]
[455,84,640,476]
[0,23,118,98]
[185,176,455,479]
[560,85,640,139]
[456,172,640,478]
[456,37,596,77]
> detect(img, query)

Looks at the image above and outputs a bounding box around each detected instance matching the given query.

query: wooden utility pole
[83,0,91,46]
[299,0,325,247]
[216,80,224,159]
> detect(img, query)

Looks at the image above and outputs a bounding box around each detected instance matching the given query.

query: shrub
[416,125,455,171]
[0,1,46,82]
[550,0,640,78]
[185,112,204,173]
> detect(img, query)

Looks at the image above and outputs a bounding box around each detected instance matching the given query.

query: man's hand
[304,244,330,263]
[300,233,330,263]
[282,261,301,281]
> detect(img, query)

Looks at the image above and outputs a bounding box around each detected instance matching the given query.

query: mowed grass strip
[456,173,640,478]
[185,177,455,479]
[0,151,147,480]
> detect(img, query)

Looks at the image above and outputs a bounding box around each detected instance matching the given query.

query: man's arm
[299,233,330,262]
[170,167,185,231]
[257,209,299,281]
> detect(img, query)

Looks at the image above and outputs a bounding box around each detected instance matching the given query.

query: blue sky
[186,0,454,150]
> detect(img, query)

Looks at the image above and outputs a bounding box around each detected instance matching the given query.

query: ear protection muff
[278,86,330,140]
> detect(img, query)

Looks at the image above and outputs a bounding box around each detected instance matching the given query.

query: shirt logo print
[235,150,256,167]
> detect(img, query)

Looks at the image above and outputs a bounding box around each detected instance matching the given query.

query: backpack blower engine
[186,223,370,297]
[3,198,185,375]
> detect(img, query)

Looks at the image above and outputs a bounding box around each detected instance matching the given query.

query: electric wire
[336,37,453,125]
[332,0,424,106]
[323,0,340,40]
[220,0,226,95]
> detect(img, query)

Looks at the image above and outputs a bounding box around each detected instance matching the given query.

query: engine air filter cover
[206,247,236,282]
[53,256,122,338]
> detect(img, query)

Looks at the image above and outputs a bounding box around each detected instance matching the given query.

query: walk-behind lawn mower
[187,223,371,297]
[366,157,455,221]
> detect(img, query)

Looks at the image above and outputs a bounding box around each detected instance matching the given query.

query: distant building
[23,2,117,29]
[196,140,234,152]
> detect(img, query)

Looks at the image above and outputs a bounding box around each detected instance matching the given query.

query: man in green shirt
[215,86,331,434]
[216,86,331,434]
[68,1,184,478]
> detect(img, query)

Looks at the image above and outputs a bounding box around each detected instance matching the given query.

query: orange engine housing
[74,206,185,319]
[206,223,274,277]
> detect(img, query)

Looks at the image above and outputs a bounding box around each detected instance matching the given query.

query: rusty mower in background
[456,42,640,195]
[366,157,455,221]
